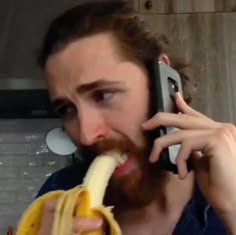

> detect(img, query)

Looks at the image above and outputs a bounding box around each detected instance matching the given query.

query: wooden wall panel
[139,0,236,14]
[142,13,236,123]
[131,0,139,11]
[0,0,16,74]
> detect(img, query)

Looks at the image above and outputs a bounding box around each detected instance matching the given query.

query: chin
[104,162,165,211]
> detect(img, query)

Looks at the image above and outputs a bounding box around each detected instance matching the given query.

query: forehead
[45,33,123,78]
[44,33,147,99]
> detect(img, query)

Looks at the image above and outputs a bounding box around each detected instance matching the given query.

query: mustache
[79,137,137,159]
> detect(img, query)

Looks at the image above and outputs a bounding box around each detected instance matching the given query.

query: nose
[78,107,109,146]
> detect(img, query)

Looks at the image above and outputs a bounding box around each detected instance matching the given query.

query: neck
[116,171,195,230]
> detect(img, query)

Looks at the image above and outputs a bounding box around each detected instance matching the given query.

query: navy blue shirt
[36,164,228,235]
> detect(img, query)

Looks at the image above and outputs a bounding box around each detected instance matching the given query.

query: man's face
[45,33,163,209]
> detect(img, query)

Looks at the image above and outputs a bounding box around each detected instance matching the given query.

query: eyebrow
[51,79,123,110]
[76,79,123,94]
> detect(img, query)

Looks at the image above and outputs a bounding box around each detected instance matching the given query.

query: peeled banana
[16,151,126,235]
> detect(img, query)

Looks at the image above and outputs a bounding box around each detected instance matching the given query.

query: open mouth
[113,152,137,177]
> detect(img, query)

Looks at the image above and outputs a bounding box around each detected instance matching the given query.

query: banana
[16,151,126,235]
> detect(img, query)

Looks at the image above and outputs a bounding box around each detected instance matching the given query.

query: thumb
[73,217,103,233]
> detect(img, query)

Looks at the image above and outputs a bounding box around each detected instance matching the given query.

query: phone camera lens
[168,77,178,97]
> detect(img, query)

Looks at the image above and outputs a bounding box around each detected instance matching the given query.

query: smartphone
[147,60,189,173]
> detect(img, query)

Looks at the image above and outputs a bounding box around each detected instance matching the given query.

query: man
[36,1,236,234]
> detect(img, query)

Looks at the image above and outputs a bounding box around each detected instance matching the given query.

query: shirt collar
[173,185,210,235]
[190,186,210,228]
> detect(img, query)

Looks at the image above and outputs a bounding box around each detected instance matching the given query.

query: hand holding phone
[147,60,191,173]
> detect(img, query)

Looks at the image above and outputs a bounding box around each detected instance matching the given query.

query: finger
[38,199,57,235]
[142,112,218,131]
[176,142,209,179]
[175,148,203,179]
[149,129,214,163]
[176,144,192,179]
[73,217,103,233]
[175,133,220,179]
[175,92,212,120]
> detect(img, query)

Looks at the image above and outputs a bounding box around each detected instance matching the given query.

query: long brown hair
[38,0,196,103]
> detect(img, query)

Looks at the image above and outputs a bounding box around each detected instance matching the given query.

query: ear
[159,53,170,66]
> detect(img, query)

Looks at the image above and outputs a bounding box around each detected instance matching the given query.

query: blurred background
[0,0,236,234]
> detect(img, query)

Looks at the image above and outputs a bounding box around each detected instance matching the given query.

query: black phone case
[147,60,184,173]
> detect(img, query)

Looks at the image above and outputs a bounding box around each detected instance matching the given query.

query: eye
[93,90,115,103]
[56,104,77,120]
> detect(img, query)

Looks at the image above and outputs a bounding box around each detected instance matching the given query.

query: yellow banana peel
[16,151,125,235]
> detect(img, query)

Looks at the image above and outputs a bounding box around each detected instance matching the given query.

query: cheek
[108,95,149,146]
[127,106,148,145]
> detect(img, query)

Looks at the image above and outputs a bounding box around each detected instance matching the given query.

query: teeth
[118,153,128,165]
[97,150,128,166]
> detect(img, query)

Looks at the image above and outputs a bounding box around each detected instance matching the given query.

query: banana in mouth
[16,151,127,235]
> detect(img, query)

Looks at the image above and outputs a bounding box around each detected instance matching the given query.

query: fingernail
[92,219,103,227]
[174,92,180,99]
[73,218,103,232]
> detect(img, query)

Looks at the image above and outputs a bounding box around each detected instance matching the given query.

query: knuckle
[223,123,236,135]
[182,138,191,148]
[43,199,57,212]
[216,124,235,142]
[177,113,187,120]
[155,112,165,121]
[154,138,163,149]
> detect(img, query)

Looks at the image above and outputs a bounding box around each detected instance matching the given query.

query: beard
[79,133,166,211]
[104,156,165,213]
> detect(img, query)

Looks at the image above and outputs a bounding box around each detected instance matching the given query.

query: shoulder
[36,162,88,198]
